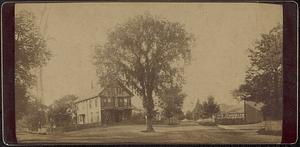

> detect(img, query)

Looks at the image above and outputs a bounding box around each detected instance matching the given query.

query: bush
[197,118,216,126]
[198,122,216,126]
[131,112,145,120]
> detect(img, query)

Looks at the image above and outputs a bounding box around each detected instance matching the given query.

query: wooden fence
[214,113,246,125]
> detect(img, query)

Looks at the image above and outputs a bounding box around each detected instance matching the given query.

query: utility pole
[36,4,50,132]
[36,5,47,104]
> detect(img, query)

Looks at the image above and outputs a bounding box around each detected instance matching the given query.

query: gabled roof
[75,86,103,103]
[99,80,134,97]
[75,80,134,103]
[245,101,264,111]
[219,103,244,113]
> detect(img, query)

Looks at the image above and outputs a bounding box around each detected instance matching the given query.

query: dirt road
[16,123,281,144]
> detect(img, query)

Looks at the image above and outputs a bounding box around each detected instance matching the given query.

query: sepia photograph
[14,2,284,144]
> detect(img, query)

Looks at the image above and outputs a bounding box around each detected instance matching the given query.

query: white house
[75,80,134,124]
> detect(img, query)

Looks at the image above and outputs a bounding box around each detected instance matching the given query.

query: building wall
[76,97,101,124]
[244,102,263,124]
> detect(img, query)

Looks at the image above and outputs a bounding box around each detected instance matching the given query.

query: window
[116,88,119,94]
[89,100,92,108]
[119,98,124,106]
[80,115,85,123]
[124,98,128,105]
[91,112,93,122]
[110,88,114,95]
[115,99,118,107]
[96,112,99,122]
[108,98,111,103]
[95,98,98,107]
[117,88,122,94]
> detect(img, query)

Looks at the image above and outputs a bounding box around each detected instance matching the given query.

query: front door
[82,115,85,124]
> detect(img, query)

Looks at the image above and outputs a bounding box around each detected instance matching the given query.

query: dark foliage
[48,95,78,127]
[232,24,282,120]
[15,10,52,120]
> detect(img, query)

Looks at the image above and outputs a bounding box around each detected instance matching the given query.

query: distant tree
[94,13,193,131]
[232,24,282,120]
[192,99,202,120]
[177,110,185,120]
[185,110,193,120]
[158,85,186,125]
[22,98,48,131]
[48,95,78,127]
[201,96,220,118]
[15,10,52,120]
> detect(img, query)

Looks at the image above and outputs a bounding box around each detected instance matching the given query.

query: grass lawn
[16,122,281,144]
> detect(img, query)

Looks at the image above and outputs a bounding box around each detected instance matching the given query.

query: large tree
[201,96,220,118]
[232,24,282,120]
[48,95,78,127]
[22,98,48,131]
[158,85,186,125]
[15,10,52,120]
[94,14,193,131]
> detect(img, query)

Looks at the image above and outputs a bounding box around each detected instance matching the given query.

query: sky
[16,3,282,112]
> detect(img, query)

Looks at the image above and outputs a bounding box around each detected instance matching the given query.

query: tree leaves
[94,14,193,130]
[193,96,220,119]
[94,14,192,109]
[158,85,186,121]
[15,10,52,120]
[48,95,78,127]
[22,98,48,131]
[233,24,282,120]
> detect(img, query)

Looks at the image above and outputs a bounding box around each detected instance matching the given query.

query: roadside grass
[257,128,282,136]
[16,122,281,144]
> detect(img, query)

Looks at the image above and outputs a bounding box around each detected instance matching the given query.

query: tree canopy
[158,85,186,124]
[48,95,78,127]
[15,10,52,120]
[201,96,220,118]
[21,98,48,131]
[94,13,193,131]
[192,99,202,120]
[232,24,282,120]
[185,110,193,120]
[192,96,220,119]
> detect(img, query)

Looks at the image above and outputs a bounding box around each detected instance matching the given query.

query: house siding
[76,97,102,124]
[76,80,133,125]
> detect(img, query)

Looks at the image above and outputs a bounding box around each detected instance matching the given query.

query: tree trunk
[142,83,155,132]
[145,112,154,132]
